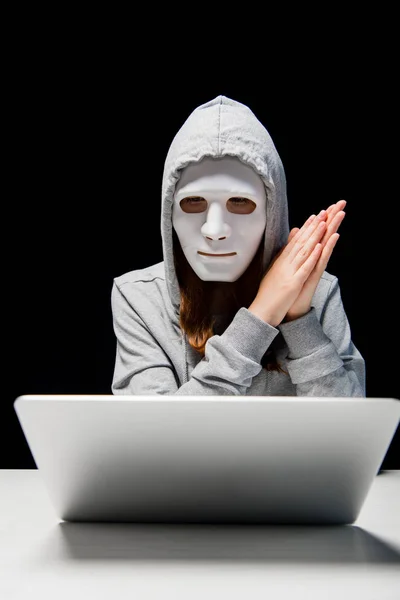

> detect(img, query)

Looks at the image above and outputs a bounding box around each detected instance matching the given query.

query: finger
[336,199,347,210]
[287,200,344,264]
[288,217,326,264]
[325,200,346,222]
[296,243,323,282]
[325,204,336,217]
[286,213,323,256]
[280,213,319,258]
[288,227,300,243]
[314,233,340,276]
[320,211,345,246]
[283,203,335,258]
[271,229,295,265]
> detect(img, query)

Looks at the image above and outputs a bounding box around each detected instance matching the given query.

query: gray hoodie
[111,95,365,397]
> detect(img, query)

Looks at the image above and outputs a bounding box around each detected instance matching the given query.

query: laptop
[14,394,400,525]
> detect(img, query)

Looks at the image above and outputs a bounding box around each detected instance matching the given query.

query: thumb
[288,227,300,243]
[270,227,302,268]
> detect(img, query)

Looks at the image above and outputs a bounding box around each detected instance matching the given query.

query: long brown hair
[173,229,286,373]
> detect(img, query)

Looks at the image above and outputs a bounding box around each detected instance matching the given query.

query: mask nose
[201,202,232,241]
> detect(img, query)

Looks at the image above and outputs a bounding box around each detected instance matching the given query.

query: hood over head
[161,95,289,313]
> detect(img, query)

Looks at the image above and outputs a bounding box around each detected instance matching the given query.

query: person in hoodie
[111,95,365,397]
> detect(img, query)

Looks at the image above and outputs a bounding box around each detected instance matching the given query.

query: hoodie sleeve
[111,282,279,396]
[277,276,366,396]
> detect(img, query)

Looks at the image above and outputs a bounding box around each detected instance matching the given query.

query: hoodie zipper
[183,334,189,384]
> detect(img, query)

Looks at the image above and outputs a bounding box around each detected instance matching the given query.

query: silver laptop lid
[14,395,400,525]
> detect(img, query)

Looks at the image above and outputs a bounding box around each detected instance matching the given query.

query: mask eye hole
[227,197,257,214]
[179,196,207,213]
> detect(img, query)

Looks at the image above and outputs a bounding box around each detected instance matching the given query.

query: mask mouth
[197,251,237,257]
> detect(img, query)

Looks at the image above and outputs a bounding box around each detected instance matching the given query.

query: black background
[4,17,399,469]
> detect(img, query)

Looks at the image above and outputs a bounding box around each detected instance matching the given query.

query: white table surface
[1,469,399,600]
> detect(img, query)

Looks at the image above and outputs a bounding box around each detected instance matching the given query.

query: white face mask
[172,156,267,282]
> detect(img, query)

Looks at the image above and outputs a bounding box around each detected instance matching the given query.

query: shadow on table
[33,522,400,564]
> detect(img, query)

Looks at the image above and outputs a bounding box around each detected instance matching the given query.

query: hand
[248,208,328,327]
[284,200,346,322]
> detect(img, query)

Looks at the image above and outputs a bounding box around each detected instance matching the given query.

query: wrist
[248,301,281,328]
[285,307,311,323]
